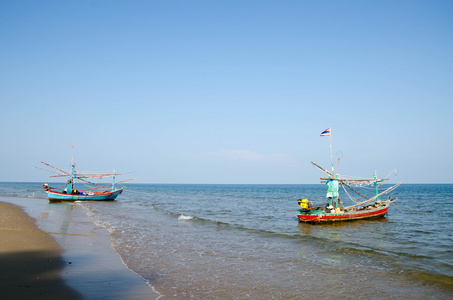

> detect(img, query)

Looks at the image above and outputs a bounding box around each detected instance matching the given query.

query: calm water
[1,182,452,299]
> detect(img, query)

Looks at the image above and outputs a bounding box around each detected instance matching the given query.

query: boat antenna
[384,169,397,179]
[336,151,343,175]
[71,137,76,166]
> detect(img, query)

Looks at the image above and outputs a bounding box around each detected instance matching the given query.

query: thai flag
[320,128,331,136]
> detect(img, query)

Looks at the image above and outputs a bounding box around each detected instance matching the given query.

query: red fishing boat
[297,129,400,223]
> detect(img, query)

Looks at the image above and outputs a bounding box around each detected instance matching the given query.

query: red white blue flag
[70,145,75,148]
[320,128,331,136]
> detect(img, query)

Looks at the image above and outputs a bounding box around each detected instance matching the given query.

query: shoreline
[0,201,82,299]
[0,197,159,300]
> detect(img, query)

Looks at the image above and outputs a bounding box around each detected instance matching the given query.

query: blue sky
[1,1,452,184]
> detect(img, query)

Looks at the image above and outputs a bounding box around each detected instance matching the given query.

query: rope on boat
[341,184,360,204]
[341,183,368,202]
[32,190,44,196]
[344,182,402,209]
[0,227,97,237]
[390,202,429,214]
[385,169,397,179]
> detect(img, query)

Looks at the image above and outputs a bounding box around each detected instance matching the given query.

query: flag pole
[330,128,334,175]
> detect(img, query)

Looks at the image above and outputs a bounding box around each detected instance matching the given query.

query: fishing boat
[38,157,135,202]
[297,129,401,223]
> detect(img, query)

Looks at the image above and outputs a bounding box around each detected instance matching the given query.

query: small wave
[178,215,193,220]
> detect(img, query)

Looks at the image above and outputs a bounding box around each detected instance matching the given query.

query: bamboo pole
[311,162,334,177]
[40,161,70,176]
[344,182,402,209]
[320,178,389,182]
[341,182,368,200]
[80,178,137,191]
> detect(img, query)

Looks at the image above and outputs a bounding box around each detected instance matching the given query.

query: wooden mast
[70,142,75,191]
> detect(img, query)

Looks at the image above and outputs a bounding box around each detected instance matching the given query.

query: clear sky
[1,1,452,184]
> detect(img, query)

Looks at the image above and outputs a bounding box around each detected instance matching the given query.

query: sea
[1,182,452,299]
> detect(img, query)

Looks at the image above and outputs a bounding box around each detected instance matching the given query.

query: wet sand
[0,198,159,300]
[0,201,81,299]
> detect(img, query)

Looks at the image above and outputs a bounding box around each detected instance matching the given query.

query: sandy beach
[0,198,159,300]
[0,201,81,299]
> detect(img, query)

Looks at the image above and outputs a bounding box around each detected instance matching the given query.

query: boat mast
[330,128,334,175]
[330,129,338,209]
[374,172,383,202]
[112,169,116,191]
[320,128,338,209]
[70,144,75,191]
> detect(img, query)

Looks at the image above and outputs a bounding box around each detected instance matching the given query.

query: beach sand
[0,201,81,299]
[0,199,159,300]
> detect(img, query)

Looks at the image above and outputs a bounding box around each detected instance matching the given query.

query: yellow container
[299,199,309,209]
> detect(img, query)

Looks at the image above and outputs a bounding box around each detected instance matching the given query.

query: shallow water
[2,183,452,298]
[0,194,158,299]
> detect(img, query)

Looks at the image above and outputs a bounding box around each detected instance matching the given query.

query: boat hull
[297,203,389,223]
[46,189,123,202]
